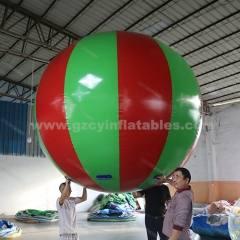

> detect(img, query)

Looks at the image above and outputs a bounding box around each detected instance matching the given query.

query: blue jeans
[145,214,168,240]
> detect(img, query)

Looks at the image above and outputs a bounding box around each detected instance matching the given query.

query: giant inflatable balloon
[35,31,202,192]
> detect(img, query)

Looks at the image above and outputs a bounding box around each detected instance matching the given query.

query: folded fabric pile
[88,193,136,222]
[15,209,58,223]
[0,220,21,238]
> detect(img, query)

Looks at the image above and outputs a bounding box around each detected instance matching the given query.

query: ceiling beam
[0,76,36,90]
[88,0,136,35]
[0,0,82,39]
[0,28,62,52]
[191,45,240,69]
[0,91,31,102]
[200,71,240,87]
[196,59,240,78]
[125,0,173,31]
[202,81,240,95]
[152,0,219,38]
[205,90,240,102]
[2,0,24,27]
[0,47,50,63]
[170,9,240,48]
[182,29,240,58]
[0,0,95,98]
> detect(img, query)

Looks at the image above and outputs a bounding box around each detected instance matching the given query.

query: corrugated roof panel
[0,0,239,105]
[10,41,38,56]
[20,0,55,16]
[26,25,51,43]
[0,59,25,79]
[95,1,155,35]
[15,60,43,76]
[44,0,91,28]
[47,33,71,49]
[32,48,56,60]
[157,1,237,43]
[6,70,25,81]
[2,11,27,31]
[17,60,45,76]
[195,59,234,74]
[22,73,43,86]
[153,1,217,38]
[5,17,30,37]
[68,0,131,35]
[21,43,44,56]
[0,82,8,93]
[3,0,19,4]
[228,52,240,61]
[176,44,196,56]
[0,62,18,77]
[0,33,17,49]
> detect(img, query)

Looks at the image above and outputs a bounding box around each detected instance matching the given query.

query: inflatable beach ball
[35,31,202,192]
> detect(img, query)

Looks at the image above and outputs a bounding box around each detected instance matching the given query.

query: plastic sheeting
[0,101,27,155]
[0,101,45,157]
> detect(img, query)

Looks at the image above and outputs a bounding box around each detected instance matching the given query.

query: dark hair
[175,167,191,183]
[59,182,66,192]
[97,194,104,201]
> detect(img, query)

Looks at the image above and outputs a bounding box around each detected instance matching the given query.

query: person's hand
[65,176,72,184]
[156,174,166,185]
[64,177,71,193]
[165,199,171,206]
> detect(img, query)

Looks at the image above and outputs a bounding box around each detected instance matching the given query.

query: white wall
[0,155,103,215]
[184,131,209,182]
[211,103,240,181]
[185,101,240,182]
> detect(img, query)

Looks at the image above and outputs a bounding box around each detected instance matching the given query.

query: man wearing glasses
[158,168,193,240]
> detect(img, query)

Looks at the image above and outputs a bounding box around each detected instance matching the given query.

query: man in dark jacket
[132,180,171,240]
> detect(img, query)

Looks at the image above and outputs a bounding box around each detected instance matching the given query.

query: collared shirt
[56,197,79,235]
[163,186,193,240]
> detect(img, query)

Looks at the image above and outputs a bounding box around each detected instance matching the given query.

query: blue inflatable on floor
[190,214,230,238]
[0,219,21,238]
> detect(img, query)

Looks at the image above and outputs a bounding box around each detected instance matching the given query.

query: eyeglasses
[172,175,181,180]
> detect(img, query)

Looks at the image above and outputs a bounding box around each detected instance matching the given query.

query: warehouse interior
[0,0,240,239]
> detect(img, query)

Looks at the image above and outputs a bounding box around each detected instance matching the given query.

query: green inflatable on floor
[14,209,58,223]
[87,215,136,222]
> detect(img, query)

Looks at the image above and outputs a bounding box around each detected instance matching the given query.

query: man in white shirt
[56,178,87,240]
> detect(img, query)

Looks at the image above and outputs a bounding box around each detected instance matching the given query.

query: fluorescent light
[208,98,240,107]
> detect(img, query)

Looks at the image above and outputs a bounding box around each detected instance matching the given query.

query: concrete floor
[3,212,231,240]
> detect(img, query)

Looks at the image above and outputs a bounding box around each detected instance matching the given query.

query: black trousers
[145,214,168,240]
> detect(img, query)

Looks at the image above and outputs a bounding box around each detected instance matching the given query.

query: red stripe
[117,31,172,191]
[36,42,104,191]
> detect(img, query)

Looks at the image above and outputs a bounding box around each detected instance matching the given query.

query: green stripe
[65,31,119,191]
[138,40,202,189]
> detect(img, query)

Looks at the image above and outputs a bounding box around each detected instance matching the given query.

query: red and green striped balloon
[35,31,202,192]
